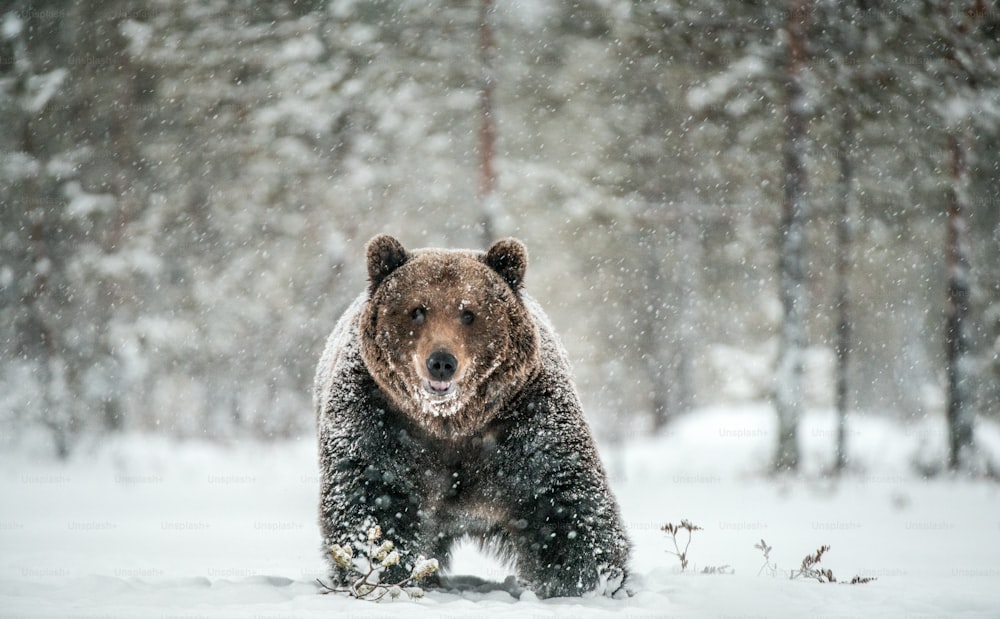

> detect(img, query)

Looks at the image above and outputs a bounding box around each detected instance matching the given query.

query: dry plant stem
[319,527,437,601]
[788,544,876,585]
[791,545,835,583]
[755,539,777,577]
[753,540,874,585]
[662,520,703,572]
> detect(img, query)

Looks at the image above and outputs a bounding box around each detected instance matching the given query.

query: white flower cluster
[373,540,398,567]
[411,556,440,580]
[328,543,353,569]
[319,522,440,602]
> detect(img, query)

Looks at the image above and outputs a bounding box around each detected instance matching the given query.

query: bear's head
[359,234,540,438]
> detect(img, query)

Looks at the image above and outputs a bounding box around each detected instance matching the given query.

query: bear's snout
[426,350,458,382]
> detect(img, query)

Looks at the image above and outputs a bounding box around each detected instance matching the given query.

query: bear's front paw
[592,564,630,599]
[529,563,631,599]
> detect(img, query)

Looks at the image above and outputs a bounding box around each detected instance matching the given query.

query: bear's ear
[483,237,528,292]
[366,234,409,295]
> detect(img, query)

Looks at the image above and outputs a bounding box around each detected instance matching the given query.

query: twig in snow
[661,519,703,572]
[755,538,778,577]
[317,524,439,601]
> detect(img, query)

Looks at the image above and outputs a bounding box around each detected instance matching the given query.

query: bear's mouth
[423,379,455,397]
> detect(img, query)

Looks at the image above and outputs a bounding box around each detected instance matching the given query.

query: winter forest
[3,0,998,469]
[2,0,1000,616]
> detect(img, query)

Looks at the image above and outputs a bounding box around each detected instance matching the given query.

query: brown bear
[314,234,630,598]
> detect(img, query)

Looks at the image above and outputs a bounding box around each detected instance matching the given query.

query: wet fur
[315,236,631,598]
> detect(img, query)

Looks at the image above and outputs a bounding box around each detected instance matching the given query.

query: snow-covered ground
[2,406,999,617]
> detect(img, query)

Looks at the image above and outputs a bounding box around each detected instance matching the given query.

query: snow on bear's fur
[314,234,630,598]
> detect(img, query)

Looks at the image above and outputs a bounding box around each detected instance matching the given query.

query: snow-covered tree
[771,0,813,472]
[927,0,1000,473]
[2,0,999,461]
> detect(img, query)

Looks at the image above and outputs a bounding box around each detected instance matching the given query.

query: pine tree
[2,4,75,457]
[931,0,999,473]
[773,0,812,473]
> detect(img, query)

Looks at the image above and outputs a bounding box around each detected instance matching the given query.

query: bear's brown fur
[315,234,630,598]
[360,235,538,437]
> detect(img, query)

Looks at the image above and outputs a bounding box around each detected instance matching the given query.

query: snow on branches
[318,524,440,602]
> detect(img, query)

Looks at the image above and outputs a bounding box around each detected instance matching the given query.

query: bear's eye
[411,307,426,325]
[460,310,475,326]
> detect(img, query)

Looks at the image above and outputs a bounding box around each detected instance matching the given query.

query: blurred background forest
[1,0,998,471]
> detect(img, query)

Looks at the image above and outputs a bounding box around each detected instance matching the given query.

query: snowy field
[2,406,999,618]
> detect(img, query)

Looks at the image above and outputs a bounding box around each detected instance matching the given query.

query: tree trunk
[833,102,854,473]
[936,0,980,474]
[98,6,140,433]
[28,202,71,459]
[637,208,697,433]
[673,209,698,417]
[945,132,976,472]
[640,227,672,432]
[773,0,811,473]
[15,23,72,459]
[477,0,500,245]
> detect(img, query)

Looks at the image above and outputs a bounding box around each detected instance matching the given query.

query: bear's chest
[402,429,509,510]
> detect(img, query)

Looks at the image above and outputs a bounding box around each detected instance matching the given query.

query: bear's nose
[426,351,458,381]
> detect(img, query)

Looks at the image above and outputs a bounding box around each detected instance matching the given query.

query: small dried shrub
[661,519,703,572]
[318,524,440,601]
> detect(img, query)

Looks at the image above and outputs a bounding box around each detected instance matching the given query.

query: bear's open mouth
[423,379,455,397]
